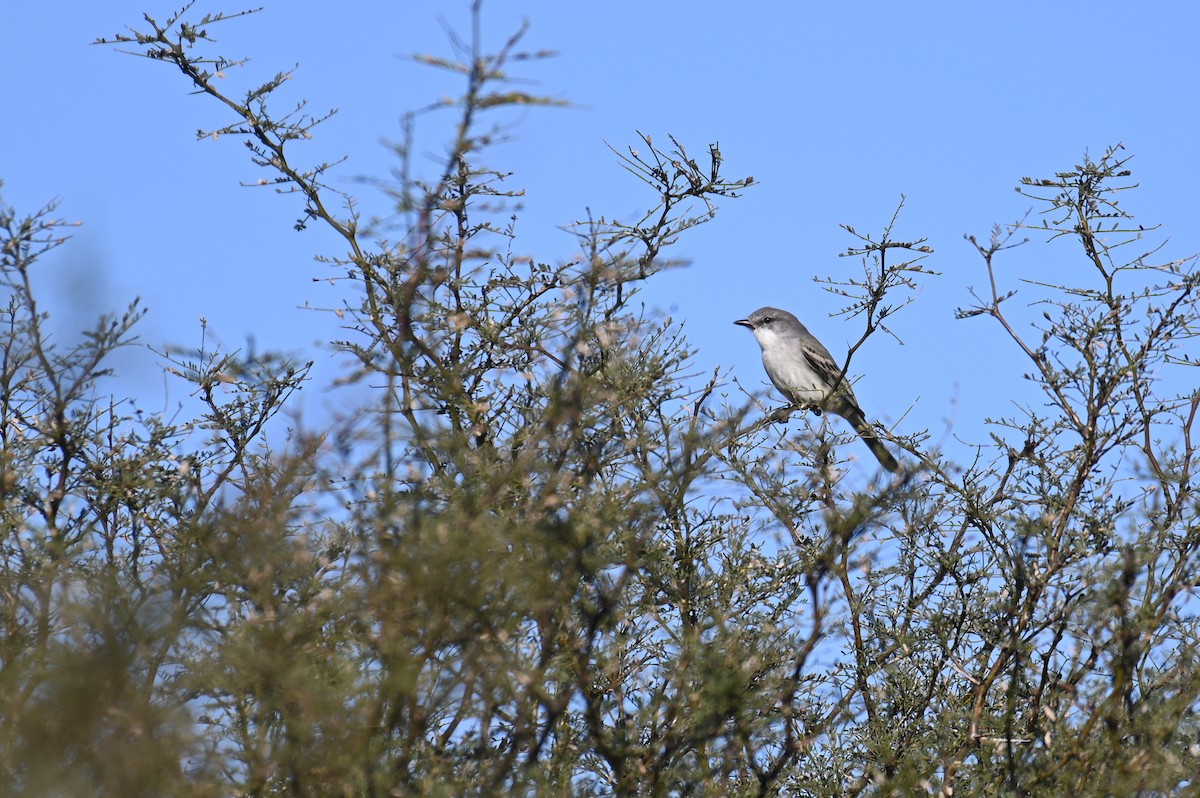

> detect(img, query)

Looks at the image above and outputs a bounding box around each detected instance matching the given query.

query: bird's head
[734,306,802,347]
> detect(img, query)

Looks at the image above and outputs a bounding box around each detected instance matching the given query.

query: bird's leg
[769,402,823,424]
[796,401,822,417]
[768,406,794,424]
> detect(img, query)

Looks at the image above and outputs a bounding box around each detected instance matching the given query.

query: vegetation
[2,3,1198,795]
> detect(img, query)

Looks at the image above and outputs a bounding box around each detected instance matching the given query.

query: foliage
[1,2,1198,795]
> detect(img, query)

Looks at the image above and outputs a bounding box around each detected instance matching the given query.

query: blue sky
[2,1,1197,464]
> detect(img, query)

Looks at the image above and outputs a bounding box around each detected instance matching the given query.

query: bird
[735,306,899,472]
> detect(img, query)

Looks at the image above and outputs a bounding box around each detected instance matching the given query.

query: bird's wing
[798,332,898,472]
[800,338,865,418]
[800,340,847,393]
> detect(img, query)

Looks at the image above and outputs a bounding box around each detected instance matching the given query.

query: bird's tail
[841,406,900,473]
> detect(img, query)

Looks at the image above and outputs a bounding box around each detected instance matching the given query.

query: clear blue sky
[3,1,1197,461]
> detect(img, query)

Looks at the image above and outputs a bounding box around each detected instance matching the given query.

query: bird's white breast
[754,326,826,404]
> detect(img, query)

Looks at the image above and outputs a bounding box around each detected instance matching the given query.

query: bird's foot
[768,407,794,424]
[795,402,822,417]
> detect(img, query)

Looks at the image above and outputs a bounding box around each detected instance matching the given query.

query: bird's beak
[734,318,753,329]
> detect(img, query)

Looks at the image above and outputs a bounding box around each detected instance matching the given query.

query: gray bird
[735,307,899,472]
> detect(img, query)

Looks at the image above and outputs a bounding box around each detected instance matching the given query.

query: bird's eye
[761,316,773,324]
